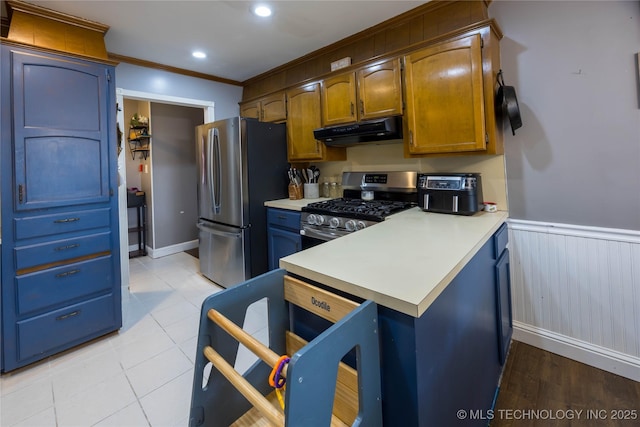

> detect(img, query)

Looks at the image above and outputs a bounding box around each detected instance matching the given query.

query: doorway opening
[116,89,214,289]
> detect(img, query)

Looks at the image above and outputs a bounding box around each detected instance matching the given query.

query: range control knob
[329,217,341,229]
[356,221,367,230]
[307,214,317,225]
[345,220,357,232]
[316,215,325,225]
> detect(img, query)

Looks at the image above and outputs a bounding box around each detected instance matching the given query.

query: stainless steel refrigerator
[196,117,288,288]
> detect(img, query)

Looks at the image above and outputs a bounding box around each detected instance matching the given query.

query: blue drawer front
[14,208,111,240]
[267,208,301,231]
[493,222,508,259]
[17,293,117,361]
[15,232,111,271]
[16,256,113,315]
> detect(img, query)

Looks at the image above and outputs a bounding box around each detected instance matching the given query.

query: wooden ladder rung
[208,308,288,377]
[203,346,285,426]
[207,277,363,426]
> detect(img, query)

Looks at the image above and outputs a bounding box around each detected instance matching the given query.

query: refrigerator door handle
[209,128,222,215]
[197,222,242,239]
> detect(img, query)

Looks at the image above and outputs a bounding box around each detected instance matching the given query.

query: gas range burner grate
[303,198,415,222]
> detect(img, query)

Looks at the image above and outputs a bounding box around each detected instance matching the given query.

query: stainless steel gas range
[300,171,418,247]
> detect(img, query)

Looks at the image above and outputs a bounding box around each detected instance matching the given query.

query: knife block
[288,183,303,200]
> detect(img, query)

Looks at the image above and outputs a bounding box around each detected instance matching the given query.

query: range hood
[313,116,403,147]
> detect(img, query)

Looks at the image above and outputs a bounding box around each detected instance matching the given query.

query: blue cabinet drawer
[493,222,508,259]
[15,232,111,272]
[16,255,113,315]
[17,294,117,361]
[267,208,301,231]
[14,208,111,240]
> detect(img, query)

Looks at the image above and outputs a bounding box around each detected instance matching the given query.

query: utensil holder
[303,183,319,199]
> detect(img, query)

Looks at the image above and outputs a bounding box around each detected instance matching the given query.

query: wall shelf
[128,125,151,160]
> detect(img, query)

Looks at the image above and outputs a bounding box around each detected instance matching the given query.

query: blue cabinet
[1,42,121,372]
[267,208,301,270]
[494,223,513,365]
[288,223,512,426]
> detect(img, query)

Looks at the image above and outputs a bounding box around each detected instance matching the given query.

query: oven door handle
[300,227,344,241]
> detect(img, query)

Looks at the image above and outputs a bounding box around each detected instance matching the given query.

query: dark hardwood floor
[492,341,640,426]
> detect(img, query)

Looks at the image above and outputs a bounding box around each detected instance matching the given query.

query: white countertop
[264,197,331,211]
[280,207,508,318]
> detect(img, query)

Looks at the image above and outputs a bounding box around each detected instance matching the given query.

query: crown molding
[107,53,243,87]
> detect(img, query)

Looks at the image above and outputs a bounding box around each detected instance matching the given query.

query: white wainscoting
[508,219,640,381]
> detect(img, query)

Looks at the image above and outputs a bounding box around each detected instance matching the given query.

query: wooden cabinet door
[357,58,403,121]
[10,49,111,211]
[404,34,486,154]
[286,83,324,161]
[260,91,287,122]
[240,102,260,119]
[321,72,357,126]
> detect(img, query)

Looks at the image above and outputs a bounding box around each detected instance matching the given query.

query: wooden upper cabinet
[321,72,357,126]
[240,102,260,120]
[286,83,346,162]
[240,91,286,122]
[357,58,403,121]
[260,91,287,122]
[404,34,486,155]
[320,58,403,126]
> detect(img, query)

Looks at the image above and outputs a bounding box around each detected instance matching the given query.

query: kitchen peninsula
[279,207,511,426]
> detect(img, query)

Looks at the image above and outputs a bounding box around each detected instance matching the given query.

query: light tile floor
[0,252,267,426]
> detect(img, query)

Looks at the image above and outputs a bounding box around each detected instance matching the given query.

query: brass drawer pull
[54,217,80,223]
[56,310,81,321]
[55,269,81,278]
[54,243,80,251]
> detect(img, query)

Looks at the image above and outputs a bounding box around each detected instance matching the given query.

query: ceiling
[22,1,427,84]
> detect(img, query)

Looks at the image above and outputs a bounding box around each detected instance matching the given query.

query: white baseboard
[147,239,198,258]
[513,321,640,382]
[131,240,198,259]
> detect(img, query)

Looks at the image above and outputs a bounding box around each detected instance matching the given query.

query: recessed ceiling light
[253,5,272,17]
[192,51,207,59]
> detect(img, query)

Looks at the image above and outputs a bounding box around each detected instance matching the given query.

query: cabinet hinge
[106,70,111,82]
[480,37,484,49]
[110,188,114,196]
[485,133,489,144]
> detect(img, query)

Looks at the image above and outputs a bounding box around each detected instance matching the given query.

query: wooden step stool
[189,269,383,426]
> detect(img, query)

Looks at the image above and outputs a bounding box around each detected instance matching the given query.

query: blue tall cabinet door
[11,49,111,211]
[1,43,121,372]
